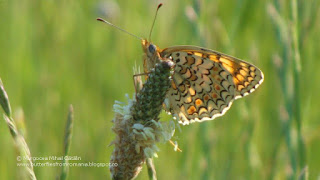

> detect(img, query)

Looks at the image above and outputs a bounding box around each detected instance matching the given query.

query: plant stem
[290,0,306,175]
[146,158,157,180]
[60,105,74,180]
[0,79,37,180]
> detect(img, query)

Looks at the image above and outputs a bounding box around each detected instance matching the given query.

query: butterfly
[141,40,264,125]
[97,4,264,125]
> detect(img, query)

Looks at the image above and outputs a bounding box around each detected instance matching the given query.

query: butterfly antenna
[148,3,163,41]
[97,18,143,40]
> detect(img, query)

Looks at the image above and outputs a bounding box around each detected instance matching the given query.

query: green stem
[0,80,37,180]
[146,158,157,180]
[60,105,74,180]
[268,2,300,179]
[291,0,306,173]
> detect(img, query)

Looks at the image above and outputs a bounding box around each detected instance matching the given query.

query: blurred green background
[0,0,319,179]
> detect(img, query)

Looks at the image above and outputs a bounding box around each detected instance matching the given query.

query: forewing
[161,46,264,99]
[161,46,264,125]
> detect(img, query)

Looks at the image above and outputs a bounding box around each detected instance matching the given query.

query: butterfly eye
[148,44,157,54]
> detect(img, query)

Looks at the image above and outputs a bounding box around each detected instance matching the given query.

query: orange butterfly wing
[159,46,264,125]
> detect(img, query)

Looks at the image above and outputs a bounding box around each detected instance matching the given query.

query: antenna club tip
[96,18,104,22]
[158,3,163,9]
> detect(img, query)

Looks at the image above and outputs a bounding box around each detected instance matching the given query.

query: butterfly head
[142,39,167,72]
[141,39,160,58]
